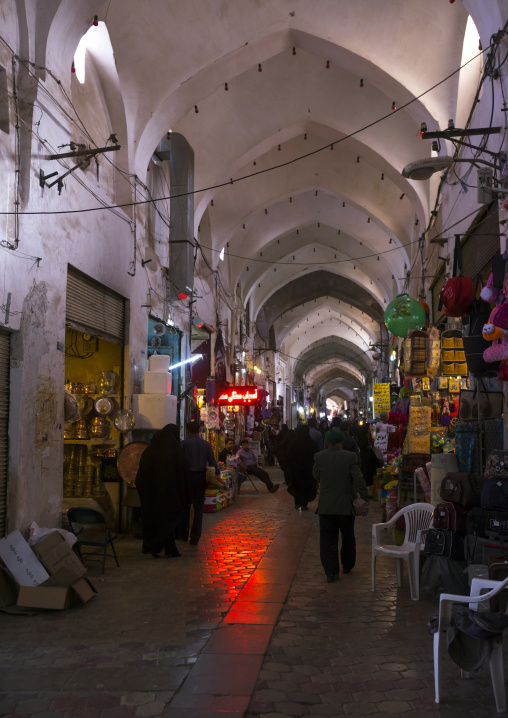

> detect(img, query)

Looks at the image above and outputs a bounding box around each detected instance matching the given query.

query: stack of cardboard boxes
[0,530,95,613]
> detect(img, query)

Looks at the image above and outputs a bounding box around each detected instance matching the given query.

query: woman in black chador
[135,424,191,558]
[286,424,319,510]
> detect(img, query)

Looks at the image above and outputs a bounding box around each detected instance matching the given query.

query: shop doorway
[64,268,126,529]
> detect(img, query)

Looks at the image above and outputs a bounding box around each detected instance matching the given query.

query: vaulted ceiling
[45,0,498,402]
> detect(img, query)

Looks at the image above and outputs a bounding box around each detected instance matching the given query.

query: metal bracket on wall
[39,144,121,193]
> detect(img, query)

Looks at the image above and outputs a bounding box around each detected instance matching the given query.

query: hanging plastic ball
[384,293,426,338]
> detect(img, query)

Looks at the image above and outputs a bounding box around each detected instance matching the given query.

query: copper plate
[117,441,149,486]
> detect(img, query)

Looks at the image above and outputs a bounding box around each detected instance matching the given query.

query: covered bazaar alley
[0,469,503,718]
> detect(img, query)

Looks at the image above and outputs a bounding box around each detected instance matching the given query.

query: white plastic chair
[372,502,434,601]
[434,576,508,712]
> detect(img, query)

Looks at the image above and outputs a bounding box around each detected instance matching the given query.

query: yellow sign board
[373,383,391,415]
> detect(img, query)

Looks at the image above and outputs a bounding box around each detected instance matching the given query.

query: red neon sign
[217,386,259,405]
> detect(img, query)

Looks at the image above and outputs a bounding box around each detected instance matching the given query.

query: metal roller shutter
[66,267,125,344]
[462,203,500,280]
[0,330,10,537]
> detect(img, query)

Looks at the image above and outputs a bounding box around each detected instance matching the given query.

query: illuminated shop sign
[217,386,259,405]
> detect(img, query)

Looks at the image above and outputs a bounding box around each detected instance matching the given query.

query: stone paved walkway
[0,466,505,718]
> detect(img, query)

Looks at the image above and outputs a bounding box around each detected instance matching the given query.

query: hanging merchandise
[427,327,441,377]
[482,299,508,381]
[439,235,475,317]
[463,291,500,376]
[384,294,426,338]
[403,330,428,376]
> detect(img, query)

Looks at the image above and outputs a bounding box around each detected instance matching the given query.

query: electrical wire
[0,35,498,217]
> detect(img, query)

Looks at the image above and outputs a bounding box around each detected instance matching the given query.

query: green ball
[384,293,426,338]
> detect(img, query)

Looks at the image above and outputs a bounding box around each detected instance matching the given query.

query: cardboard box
[0,530,50,586]
[143,371,172,394]
[0,530,96,613]
[33,531,86,587]
[16,577,96,610]
[132,394,177,429]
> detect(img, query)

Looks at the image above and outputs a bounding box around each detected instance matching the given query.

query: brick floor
[0,467,504,717]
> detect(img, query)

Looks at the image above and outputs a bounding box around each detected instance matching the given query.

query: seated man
[237,439,279,493]
[218,437,246,492]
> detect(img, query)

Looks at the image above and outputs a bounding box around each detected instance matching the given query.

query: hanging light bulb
[292,47,296,55]
[225,82,229,91]
[315,190,318,196]
[337,229,341,235]
[356,156,360,163]
[317,222,320,228]
[391,101,396,110]
[210,199,213,206]
[166,132,171,140]
[93,15,99,26]
[360,78,364,88]
[226,242,230,247]
[381,173,384,180]
[278,144,281,151]
[367,217,370,223]
[289,196,292,203]
[194,105,199,113]
[198,225,200,232]
[330,143,334,150]
[415,218,419,226]
[326,60,330,69]
[242,224,245,229]
[304,133,307,140]
[342,201,345,208]
[258,63,262,72]
[253,160,256,166]
[71,61,76,73]
[274,267,276,272]
[400,193,405,200]
[264,208,268,214]
[389,238,393,244]
[296,229,299,235]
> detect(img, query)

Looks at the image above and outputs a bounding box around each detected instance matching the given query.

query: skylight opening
[73,21,111,84]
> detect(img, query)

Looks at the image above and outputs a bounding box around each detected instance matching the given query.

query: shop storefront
[63,268,126,529]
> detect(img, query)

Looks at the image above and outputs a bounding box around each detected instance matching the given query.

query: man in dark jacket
[180,421,219,545]
[313,429,368,582]
[307,417,324,450]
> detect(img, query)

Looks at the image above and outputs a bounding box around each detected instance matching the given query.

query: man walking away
[307,417,324,451]
[237,439,279,493]
[339,421,361,461]
[313,429,368,582]
[180,421,220,546]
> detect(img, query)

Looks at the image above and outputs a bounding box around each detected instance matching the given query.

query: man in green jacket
[313,429,368,582]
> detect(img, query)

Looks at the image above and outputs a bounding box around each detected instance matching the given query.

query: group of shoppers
[135,415,372,586]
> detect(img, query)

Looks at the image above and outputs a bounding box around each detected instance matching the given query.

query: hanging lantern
[384,293,426,338]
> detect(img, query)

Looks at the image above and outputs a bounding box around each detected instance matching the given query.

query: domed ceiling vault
[47,0,485,399]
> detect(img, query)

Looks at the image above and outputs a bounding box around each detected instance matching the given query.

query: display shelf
[64,439,117,445]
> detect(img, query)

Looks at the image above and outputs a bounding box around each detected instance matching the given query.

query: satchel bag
[432,501,468,534]
[439,472,483,509]
[468,507,508,538]
[485,449,508,480]
[424,528,465,561]
[481,477,508,512]
[458,384,503,422]
[353,496,369,517]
